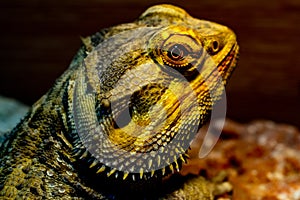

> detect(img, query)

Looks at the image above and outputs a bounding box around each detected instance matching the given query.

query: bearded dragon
[0,4,238,199]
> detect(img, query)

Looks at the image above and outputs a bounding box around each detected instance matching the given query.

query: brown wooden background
[0,0,299,127]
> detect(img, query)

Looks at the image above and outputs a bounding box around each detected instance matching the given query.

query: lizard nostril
[212,40,219,52]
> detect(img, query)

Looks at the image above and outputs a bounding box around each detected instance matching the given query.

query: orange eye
[162,43,191,67]
[148,31,202,70]
[167,44,187,61]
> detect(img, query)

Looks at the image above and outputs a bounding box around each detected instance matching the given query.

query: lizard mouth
[219,42,239,81]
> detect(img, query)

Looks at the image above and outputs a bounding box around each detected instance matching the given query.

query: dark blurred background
[0,0,299,127]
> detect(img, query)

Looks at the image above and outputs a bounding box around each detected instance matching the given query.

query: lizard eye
[149,30,203,73]
[167,44,187,61]
[161,43,192,67]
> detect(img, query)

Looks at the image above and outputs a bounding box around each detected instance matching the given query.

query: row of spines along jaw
[73,146,189,182]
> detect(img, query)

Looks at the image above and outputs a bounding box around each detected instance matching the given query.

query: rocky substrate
[182,119,300,200]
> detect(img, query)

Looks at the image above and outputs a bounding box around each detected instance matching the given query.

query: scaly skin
[0,4,238,199]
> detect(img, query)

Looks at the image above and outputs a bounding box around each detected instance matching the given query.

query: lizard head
[68,4,239,189]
